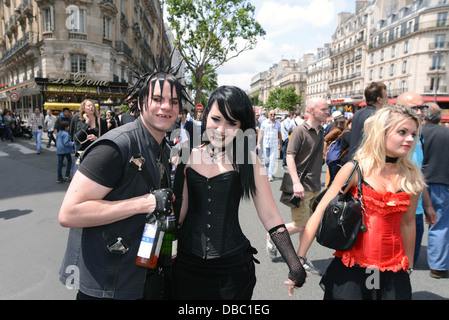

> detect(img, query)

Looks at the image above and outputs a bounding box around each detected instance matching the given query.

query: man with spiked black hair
[58,56,191,300]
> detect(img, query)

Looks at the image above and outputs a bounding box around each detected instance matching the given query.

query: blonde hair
[79,99,101,137]
[354,104,425,194]
[79,99,99,119]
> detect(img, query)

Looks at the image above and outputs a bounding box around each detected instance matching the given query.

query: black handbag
[279,172,301,208]
[315,160,366,251]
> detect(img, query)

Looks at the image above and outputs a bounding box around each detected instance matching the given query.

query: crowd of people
[4,65,447,300]
[273,83,448,299]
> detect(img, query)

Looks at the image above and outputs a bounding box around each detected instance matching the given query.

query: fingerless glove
[269,224,306,287]
[151,188,174,219]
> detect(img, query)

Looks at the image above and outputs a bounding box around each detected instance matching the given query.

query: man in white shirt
[44,109,57,148]
[258,110,282,181]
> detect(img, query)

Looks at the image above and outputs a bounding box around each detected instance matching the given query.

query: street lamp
[434,48,442,103]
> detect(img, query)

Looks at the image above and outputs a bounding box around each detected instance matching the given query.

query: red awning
[423,96,449,103]
[359,96,449,107]
[442,116,449,122]
[359,99,395,107]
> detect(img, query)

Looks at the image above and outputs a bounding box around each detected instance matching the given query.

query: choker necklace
[386,156,399,164]
[207,145,227,162]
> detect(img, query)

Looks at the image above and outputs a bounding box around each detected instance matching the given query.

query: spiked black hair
[126,51,191,114]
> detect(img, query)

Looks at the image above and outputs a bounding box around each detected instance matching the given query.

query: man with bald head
[396,92,426,120]
[421,102,449,278]
[396,92,437,267]
[276,97,328,274]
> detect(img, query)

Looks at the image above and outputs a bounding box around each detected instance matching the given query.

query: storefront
[327,98,363,119]
[0,75,129,119]
[0,80,42,119]
[36,74,129,114]
[359,96,449,122]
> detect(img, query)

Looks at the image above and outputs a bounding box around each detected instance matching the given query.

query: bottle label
[137,222,164,259]
[172,239,178,259]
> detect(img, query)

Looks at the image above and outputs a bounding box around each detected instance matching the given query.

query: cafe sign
[49,72,110,87]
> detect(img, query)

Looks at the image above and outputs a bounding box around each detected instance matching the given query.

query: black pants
[320,257,412,300]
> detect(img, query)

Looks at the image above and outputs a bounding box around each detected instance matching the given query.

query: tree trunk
[194,71,203,106]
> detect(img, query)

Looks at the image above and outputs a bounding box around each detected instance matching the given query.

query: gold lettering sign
[49,72,110,87]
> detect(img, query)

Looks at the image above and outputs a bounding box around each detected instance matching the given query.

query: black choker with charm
[207,144,227,162]
[386,156,399,163]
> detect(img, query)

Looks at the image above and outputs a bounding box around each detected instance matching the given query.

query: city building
[249,54,313,111]
[0,0,175,118]
[248,0,448,122]
[306,43,331,105]
[328,0,372,114]
[248,70,267,106]
[366,0,449,120]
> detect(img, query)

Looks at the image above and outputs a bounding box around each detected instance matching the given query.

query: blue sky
[216,0,357,91]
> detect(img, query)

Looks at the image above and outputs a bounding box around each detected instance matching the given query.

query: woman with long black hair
[172,86,306,299]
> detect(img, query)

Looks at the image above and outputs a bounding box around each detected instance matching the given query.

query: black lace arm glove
[148,188,173,220]
[269,224,306,287]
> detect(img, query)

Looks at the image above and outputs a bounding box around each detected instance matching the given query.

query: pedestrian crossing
[0,140,57,157]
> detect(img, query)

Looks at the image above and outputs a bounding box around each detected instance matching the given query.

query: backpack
[325,138,342,165]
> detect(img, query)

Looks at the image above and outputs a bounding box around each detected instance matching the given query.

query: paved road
[0,137,447,300]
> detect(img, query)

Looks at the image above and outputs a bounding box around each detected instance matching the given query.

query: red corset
[334,183,411,272]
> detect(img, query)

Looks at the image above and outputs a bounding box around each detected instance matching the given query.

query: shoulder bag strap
[339,160,363,195]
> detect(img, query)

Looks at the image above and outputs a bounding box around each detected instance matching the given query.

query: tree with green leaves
[165,0,266,105]
[187,64,218,108]
[265,86,301,112]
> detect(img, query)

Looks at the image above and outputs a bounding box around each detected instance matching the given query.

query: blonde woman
[74,99,108,171]
[290,105,425,300]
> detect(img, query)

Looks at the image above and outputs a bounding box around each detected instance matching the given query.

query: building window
[103,17,112,39]
[402,60,408,74]
[435,34,446,48]
[406,20,414,34]
[43,6,54,32]
[401,80,408,93]
[404,40,410,54]
[391,45,396,58]
[430,77,441,91]
[71,54,86,73]
[432,55,443,70]
[68,8,86,33]
[390,64,395,76]
[394,26,400,40]
[437,12,447,27]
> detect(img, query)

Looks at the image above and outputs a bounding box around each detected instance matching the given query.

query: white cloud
[217,73,254,92]
[257,0,335,32]
[218,38,275,73]
[215,0,353,92]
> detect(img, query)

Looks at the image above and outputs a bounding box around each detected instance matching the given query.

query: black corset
[179,167,249,259]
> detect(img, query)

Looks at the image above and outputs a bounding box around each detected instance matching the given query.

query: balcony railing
[429,42,449,50]
[369,19,449,50]
[115,41,133,58]
[424,86,447,93]
[328,72,362,84]
[0,31,30,66]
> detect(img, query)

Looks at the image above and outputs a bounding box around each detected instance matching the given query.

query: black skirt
[172,247,257,300]
[320,257,412,300]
